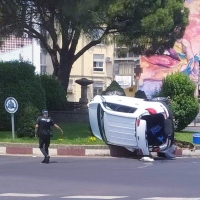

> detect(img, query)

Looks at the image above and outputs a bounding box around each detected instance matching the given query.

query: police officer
[35,109,63,163]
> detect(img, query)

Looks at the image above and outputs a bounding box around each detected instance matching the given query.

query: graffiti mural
[139,0,200,98]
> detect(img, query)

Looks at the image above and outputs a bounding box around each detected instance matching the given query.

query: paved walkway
[184,123,200,132]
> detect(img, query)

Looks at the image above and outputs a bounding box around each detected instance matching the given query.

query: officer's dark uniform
[36,115,54,163]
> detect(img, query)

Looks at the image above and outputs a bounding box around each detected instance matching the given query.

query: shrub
[0,60,35,83]
[102,80,126,96]
[159,72,199,131]
[16,103,40,137]
[170,95,199,131]
[40,74,67,111]
[134,90,147,99]
[0,61,46,131]
[160,72,196,98]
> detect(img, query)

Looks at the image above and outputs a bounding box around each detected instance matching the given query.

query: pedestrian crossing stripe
[60,196,129,199]
[0,193,49,197]
[0,194,199,199]
[0,194,128,199]
[143,198,200,200]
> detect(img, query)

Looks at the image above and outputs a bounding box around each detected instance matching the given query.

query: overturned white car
[88,95,175,158]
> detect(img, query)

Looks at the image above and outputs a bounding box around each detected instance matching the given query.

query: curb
[0,143,110,157]
[0,143,200,157]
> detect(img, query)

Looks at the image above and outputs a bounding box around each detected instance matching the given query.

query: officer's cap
[42,109,48,114]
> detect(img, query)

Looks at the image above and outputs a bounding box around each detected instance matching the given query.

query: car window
[103,102,137,113]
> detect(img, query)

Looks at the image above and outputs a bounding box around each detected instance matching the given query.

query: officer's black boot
[45,155,50,163]
[41,157,46,163]
[40,148,48,163]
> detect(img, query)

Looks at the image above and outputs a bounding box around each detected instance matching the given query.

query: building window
[40,52,46,65]
[93,81,103,97]
[40,52,47,75]
[115,47,139,58]
[67,79,73,93]
[93,54,104,72]
[118,62,134,75]
[40,65,46,75]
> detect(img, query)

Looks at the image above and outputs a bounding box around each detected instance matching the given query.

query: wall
[49,110,89,124]
[139,0,200,98]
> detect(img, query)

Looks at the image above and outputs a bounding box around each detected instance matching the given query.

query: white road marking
[143,198,200,200]
[61,196,129,199]
[138,163,153,169]
[0,193,49,197]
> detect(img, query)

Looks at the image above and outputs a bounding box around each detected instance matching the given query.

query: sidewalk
[0,142,200,157]
[184,123,200,132]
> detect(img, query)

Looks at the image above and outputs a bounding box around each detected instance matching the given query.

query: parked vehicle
[88,95,175,158]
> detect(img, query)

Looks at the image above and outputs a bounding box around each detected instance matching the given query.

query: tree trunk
[53,63,59,77]
[58,51,73,91]
[50,51,59,77]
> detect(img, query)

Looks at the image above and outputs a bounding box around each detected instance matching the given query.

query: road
[0,155,200,200]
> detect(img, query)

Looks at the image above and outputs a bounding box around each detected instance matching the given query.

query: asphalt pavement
[0,155,200,200]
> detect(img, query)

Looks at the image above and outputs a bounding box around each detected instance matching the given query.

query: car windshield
[103,102,137,113]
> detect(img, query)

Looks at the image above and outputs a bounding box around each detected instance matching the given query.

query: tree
[158,72,199,131]
[40,74,66,111]
[0,0,189,90]
[134,90,147,99]
[102,80,126,96]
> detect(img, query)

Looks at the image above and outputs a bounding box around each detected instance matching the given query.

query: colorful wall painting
[139,0,200,98]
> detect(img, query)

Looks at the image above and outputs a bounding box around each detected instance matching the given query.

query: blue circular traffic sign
[4,97,18,113]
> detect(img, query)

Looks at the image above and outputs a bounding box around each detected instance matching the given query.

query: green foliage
[0,61,46,131]
[16,103,40,138]
[134,90,147,99]
[115,0,189,55]
[0,60,35,82]
[159,72,199,131]
[102,80,126,96]
[160,72,196,98]
[170,95,199,131]
[40,74,67,111]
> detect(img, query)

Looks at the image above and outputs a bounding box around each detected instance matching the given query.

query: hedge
[0,61,46,131]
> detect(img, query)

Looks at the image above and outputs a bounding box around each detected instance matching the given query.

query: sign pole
[11,113,15,139]
[4,97,18,139]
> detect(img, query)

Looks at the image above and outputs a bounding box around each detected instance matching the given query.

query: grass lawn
[0,123,104,145]
[0,123,195,145]
[174,131,194,143]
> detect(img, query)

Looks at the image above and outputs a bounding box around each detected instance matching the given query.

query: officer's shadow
[48,161,58,164]
[47,160,81,164]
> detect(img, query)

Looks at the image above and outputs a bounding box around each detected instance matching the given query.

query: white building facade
[0,35,41,73]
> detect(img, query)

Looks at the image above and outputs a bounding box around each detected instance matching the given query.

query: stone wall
[49,110,89,124]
